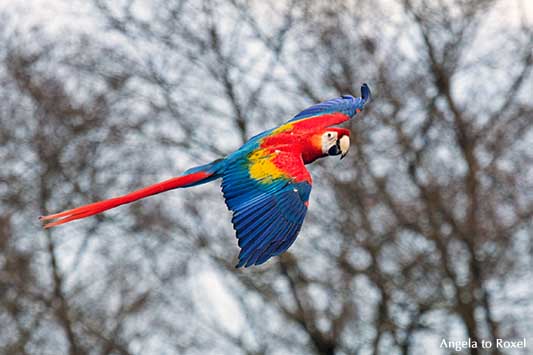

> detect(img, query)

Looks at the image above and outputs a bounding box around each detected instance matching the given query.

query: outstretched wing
[243,83,371,146]
[284,83,371,130]
[222,149,312,268]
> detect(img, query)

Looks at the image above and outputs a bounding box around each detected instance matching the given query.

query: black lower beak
[328,144,341,156]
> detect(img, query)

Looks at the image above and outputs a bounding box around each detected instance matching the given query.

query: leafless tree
[0,0,531,354]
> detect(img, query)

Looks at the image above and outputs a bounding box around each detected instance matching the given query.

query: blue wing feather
[230,184,310,267]
[272,223,301,256]
[221,154,312,268]
[240,215,282,259]
[238,205,279,247]
[288,83,371,122]
[256,240,283,265]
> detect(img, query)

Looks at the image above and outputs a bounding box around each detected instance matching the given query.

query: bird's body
[41,84,371,267]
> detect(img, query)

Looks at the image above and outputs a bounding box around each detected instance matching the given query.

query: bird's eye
[327,132,333,138]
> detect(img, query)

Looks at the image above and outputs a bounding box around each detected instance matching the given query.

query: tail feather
[40,165,221,228]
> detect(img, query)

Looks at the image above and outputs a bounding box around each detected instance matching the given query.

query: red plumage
[40,84,371,267]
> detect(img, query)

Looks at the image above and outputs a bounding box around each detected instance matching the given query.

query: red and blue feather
[216,83,371,266]
[40,84,371,268]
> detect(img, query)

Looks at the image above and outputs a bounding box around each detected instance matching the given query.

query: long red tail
[40,170,213,228]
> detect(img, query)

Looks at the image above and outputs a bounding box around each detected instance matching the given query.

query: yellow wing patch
[248,149,286,183]
[271,122,295,135]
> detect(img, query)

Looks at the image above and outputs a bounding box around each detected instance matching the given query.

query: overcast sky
[2,1,531,354]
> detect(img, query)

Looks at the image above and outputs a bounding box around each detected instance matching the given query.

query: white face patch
[321,131,338,154]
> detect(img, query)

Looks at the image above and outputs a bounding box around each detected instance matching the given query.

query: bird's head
[320,128,351,159]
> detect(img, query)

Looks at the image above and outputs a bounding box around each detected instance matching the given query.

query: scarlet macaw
[41,84,371,267]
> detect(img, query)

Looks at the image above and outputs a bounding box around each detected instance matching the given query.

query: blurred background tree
[0,0,531,354]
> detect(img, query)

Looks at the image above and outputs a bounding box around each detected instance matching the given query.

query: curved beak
[339,135,350,159]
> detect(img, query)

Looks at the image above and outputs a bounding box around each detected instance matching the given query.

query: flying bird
[41,84,372,267]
